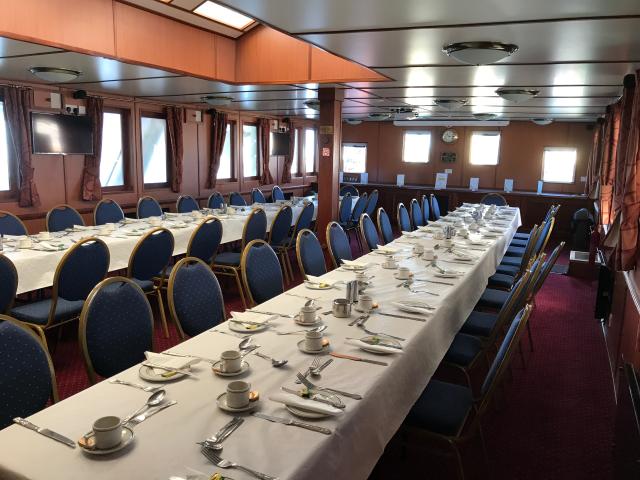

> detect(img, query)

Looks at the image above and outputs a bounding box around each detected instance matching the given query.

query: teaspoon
[122,389,166,424]
[253,351,288,368]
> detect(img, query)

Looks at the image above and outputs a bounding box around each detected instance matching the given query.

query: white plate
[358,335,402,355]
[294,315,323,327]
[341,264,367,271]
[381,264,398,269]
[394,273,413,281]
[138,365,187,382]
[297,340,331,355]
[211,360,250,377]
[482,233,500,238]
[216,392,260,413]
[80,426,135,455]
[229,320,270,333]
[286,405,330,419]
[304,281,334,290]
[452,256,473,262]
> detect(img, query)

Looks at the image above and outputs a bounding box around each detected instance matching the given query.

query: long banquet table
[0,206,521,480]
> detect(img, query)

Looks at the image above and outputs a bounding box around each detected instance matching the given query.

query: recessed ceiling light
[496,88,540,102]
[473,113,498,121]
[443,41,518,65]
[201,95,233,106]
[304,99,320,111]
[531,118,553,125]
[193,1,255,30]
[344,118,363,125]
[29,67,81,83]
[434,99,468,111]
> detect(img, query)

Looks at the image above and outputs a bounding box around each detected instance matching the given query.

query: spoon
[253,351,288,368]
[276,324,328,335]
[238,337,254,350]
[122,389,166,424]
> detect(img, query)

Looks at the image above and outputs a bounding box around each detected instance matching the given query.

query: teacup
[226,381,251,408]
[299,305,317,324]
[92,416,123,450]
[397,267,411,279]
[358,294,373,311]
[458,228,469,238]
[383,258,398,269]
[18,238,33,249]
[413,244,424,255]
[433,231,445,240]
[423,249,435,261]
[37,231,51,240]
[332,298,351,318]
[305,331,324,351]
[148,217,162,226]
[220,350,242,373]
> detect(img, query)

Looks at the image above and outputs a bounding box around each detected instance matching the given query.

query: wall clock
[441,129,459,144]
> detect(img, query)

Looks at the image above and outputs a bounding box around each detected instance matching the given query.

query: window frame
[241,121,260,179]
[542,146,578,184]
[303,126,318,174]
[290,128,301,176]
[100,107,132,193]
[469,131,501,166]
[402,130,431,164]
[140,111,170,189]
[216,120,236,182]
[0,99,18,201]
[342,142,368,174]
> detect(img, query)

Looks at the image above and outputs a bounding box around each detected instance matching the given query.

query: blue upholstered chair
[176,195,199,213]
[168,258,225,339]
[500,218,554,272]
[326,221,352,268]
[278,202,315,281]
[94,199,125,225]
[241,240,284,306]
[251,188,266,204]
[338,194,353,227]
[410,198,424,229]
[376,207,394,245]
[213,208,267,308]
[137,196,163,219]
[186,217,222,266]
[0,255,18,314]
[349,192,368,225]
[79,277,153,384]
[513,205,558,241]
[11,237,110,351]
[46,204,84,232]
[296,229,327,279]
[207,191,225,209]
[0,315,58,429]
[0,211,27,236]
[420,195,430,226]
[430,194,441,221]
[364,189,379,217]
[272,185,285,201]
[229,192,247,206]
[491,224,540,285]
[268,205,293,283]
[397,202,411,232]
[340,185,359,196]
[359,213,379,252]
[481,193,508,206]
[127,228,174,337]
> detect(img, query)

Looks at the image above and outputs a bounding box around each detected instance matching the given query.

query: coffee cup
[299,305,316,324]
[92,416,123,450]
[433,231,445,240]
[226,381,251,408]
[413,244,424,255]
[358,294,373,311]
[305,330,324,351]
[423,249,435,261]
[220,350,242,373]
[397,267,411,279]
[18,238,33,249]
[332,298,351,318]
[38,231,51,240]
[383,258,398,269]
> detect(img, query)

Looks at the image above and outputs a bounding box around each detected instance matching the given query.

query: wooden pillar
[316,87,344,243]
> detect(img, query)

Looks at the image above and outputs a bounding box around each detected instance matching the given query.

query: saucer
[297,339,331,355]
[79,426,135,455]
[294,315,323,327]
[286,405,329,419]
[381,263,398,269]
[304,281,334,290]
[354,304,379,313]
[211,360,250,377]
[138,364,187,382]
[394,273,413,281]
[229,320,270,333]
[216,392,260,413]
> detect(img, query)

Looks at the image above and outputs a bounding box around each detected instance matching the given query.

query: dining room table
[0,204,521,480]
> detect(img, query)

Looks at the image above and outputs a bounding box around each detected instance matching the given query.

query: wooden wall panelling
[309,47,387,83]
[215,34,236,83]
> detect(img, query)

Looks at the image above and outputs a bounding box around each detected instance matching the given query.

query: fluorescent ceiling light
[434,99,468,111]
[194,1,254,30]
[29,67,81,83]
[394,120,510,127]
[443,41,518,65]
[473,113,498,121]
[531,118,553,125]
[496,88,540,102]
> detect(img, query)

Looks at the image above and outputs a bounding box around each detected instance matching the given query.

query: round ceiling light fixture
[201,95,233,106]
[496,88,540,103]
[434,98,468,111]
[392,108,418,120]
[304,99,320,111]
[29,67,81,83]
[443,41,519,65]
[368,113,391,121]
[344,118,363,125]
[531,118,553,125]
[472,113,498,121]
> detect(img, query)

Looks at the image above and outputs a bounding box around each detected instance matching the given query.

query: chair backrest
[288,202,315,245]
[481,193,508,206]
[79,277,153,383]
[94,199,125,225]
[326,221,352,268]
[340,185,359,196]
[490,270,532,341]
[241,240,284,305]
[521,253,547,302]
[530,242,565,298]
[364,189,379,217]
[229,191,247,206]
[0,315,58,429]
[241,208,267,250]
[0,210,27,236]
[430,194,441,220]
[0,255,18,314]
[176,195,199,213]
[207,191,225,209]
[533,217,556,256]
[46,204,84,232]
[350,192,368,222]
[410,198,424,228]
[272,185,285,201]
[128,228,174,282]
[339,194,353,224]
[420,195,430,225]
[377,207,394,245]
[268,205,293,246]
[55,237,110,304]
[168,257,225,338]
[137,196,163,219]
[296,228,327,278]
[187,217,222,265]
[517,224,541,274]
[360,213,379,252]
[251,188,266,204]
[396,202,411,232]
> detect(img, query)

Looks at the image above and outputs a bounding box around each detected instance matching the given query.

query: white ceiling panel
[0,38,61,58]
[147,88,314,104]
[396,97,618,108]
[359,86,624,98]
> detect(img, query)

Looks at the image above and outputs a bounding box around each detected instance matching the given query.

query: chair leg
[284,251,295,283]
[233,270,248,309]
[279,252,290,284]
[33,326,50,355]
[526,320,534,351]
[452,442,466,480]
[155,290,169,338]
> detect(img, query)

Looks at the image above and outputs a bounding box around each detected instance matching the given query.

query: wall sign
[441,152,457,163]
[322,147,330,157]
[319,125,334,134]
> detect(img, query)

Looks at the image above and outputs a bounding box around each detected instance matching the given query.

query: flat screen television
[271,131,290,156]
[31,113,93,155]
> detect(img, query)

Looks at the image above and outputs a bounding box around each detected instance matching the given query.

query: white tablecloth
[0,208,521,480]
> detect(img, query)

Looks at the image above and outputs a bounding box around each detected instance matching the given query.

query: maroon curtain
[585,118,604,199]
[3,86,39,207]
[258,118,273,185]
[81,96,104,201]
[599,102,622,226]
[165,106,184,193]
[281,121,295,184]
[207,109,228,188]
[612,74,637,220]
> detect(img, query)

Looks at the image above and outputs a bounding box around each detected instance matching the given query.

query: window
[304,128,316,173]
[242,124,258,178]
[141,115,168,185]
[99,111,126,188]
[217,123,233,180]
[542,147,577,183]
[291,129,299,174]
[342,143,367,173]
[0,102,11,192]
[469,132,501,165]
[403,131,431,163]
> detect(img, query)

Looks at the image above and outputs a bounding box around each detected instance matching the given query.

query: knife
[229,318,270,327]
[281,387,345,409]
[330,352,388,366]
[141,363,197,377]
[252,412,332,435]
[375,312,426,322]
[414,278,455,286]
[13,417,76,448]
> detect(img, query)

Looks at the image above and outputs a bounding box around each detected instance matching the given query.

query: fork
[200,448,278,480]
[296,373,363,400]
[359,326,406,342]
[109,379,163,392]
[300,357,322,378]
[348,314,368,326]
